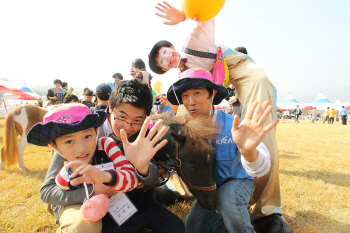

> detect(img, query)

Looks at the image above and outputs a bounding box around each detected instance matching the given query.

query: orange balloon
[181,0,226,22]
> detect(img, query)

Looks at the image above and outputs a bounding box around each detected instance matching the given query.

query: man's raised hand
[155,1,185,25]
[231,101,278,162]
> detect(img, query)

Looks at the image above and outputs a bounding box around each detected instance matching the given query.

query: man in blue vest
[166,68,278,233]
[150,4,291,232]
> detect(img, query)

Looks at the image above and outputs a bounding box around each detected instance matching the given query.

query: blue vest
[212,110,252,187]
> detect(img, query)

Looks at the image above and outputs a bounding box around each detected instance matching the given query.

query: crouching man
[166,69,278,233]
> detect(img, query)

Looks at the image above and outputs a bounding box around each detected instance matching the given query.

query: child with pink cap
[27,103,168,224]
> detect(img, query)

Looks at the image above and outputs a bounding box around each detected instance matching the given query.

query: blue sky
[0,0,349,103]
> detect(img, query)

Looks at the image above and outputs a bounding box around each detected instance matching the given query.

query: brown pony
[152,113,220,211]
[0,104,48,170]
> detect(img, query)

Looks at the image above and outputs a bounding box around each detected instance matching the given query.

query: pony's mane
[152,112,219,154]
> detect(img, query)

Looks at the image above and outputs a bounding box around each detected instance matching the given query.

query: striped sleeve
[55,167,70,191]
[98,137,139,192]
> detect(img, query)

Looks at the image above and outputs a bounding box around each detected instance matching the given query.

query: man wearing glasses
[102,79,184,232]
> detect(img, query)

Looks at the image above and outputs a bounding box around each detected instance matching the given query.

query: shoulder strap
[183,47,217,59]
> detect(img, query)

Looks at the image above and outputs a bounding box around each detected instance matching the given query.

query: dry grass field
[0,118,349,232]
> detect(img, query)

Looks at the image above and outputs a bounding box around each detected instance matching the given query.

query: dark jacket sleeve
[136,159,160,186]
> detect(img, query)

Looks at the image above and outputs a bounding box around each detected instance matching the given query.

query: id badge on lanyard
[94,158,138,225]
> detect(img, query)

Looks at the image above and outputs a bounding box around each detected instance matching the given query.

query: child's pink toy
[148,118,155,130]
[80,184,110,222]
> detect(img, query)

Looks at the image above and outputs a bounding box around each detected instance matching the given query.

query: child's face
[109,103,146,139]
[132,67,141,74]
[86,96,93,102]
[50,128,97,164]
[156,46,179,71]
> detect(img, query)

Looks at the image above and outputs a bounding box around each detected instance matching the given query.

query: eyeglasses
[113,114,144,130]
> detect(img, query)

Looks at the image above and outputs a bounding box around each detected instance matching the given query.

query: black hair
[64,93,79,103]
[54,79,62,85]
[112,73,123,80]
[131,58,146,69]
[96,91,110,101]
[86,90,94,96]
[109,79,153,115]
[83,87,90,92]
[51,127,98,146]
[178,87,214,101]
[47,89,54,98]
[225,86,234,101]
[205,87,214,99]
[62,82,68,88]
[234,46,248,55]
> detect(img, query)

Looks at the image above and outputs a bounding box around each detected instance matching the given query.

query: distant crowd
[277,105,349,125]
[42,58,171,114]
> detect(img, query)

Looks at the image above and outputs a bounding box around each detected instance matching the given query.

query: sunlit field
[0,118,349,232]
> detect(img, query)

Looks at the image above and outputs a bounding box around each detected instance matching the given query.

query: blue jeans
[185,178,255,233]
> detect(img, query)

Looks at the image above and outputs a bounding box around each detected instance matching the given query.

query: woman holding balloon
[149,1,292,233]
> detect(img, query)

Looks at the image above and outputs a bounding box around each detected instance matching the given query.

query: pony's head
[153,113,219,211]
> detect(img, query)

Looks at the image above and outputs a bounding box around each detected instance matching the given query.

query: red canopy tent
[0,85,20,95]
[6,89,38,100]
[0,85,38,111]
[345,106,350,110]
[302,106,314,110]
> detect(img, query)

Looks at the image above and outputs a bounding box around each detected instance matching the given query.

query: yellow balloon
[181,0,226,22]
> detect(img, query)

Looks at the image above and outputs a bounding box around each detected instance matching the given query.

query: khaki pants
[57,204,102,233]
[226,51,280,219]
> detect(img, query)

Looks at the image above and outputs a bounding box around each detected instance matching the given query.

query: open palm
[155,1,185,25]
[232,101,278,155]
[120,117,168,175]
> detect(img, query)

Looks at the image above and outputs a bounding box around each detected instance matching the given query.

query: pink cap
[44,104,91,124]
[179,68,213,82]
[128,67,136,75]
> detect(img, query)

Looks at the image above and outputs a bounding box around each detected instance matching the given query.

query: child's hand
[65,161,112,185]
[94,183,117,197]
[232,101,278,162]
[155,1,185,25]
[120,117,168,176]
[160,96,171,106]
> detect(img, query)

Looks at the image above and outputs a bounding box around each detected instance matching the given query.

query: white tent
[344,100,350,106]
[308,92,333,110]
[277,92,299,109]
[334,99,343,110]
[19,81,41,99]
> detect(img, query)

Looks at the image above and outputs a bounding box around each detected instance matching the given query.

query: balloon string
[83,183,95,203]
[171,84,189,125]
[84,182,89,200]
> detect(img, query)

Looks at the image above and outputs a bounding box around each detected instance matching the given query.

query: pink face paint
[167,51,179,68]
